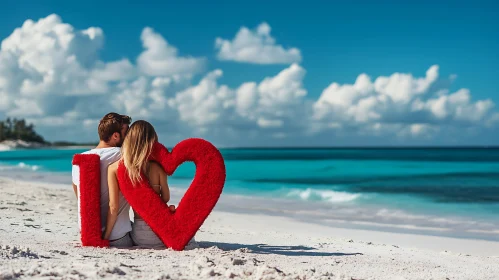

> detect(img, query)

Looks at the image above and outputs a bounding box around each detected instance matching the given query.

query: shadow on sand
[198,242,363,257]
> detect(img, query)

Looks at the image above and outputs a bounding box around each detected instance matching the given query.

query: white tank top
[72,147,132,240]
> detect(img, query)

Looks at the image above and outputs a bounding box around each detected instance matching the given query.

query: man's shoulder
[100,147,121,155]
[82,147,120,155]
[78,147,121,164]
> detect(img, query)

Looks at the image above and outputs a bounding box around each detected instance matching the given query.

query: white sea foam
[287,188,360,203]
[373,208,497,231]
[17,162,40,171]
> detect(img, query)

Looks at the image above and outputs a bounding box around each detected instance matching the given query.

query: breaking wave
[286,188,360,203]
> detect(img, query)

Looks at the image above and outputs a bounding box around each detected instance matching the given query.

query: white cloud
[170,69,231,127]
[91,59,135,81]
[397,123,439,138]
[215,22,302,64]
[138,27,204,77]
[0,14,497,146]
[421,89,494,122]
[0,14,202,141]
[0,14,111,122]
[2,14,107,98]
[313,65,495,136]
[168,63,308,133]
[231,63,308,127]
[374,65,439,103]
[257,118,283,128]
[258,63,307,107]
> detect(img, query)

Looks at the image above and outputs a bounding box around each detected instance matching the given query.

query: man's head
[98,113,132,147]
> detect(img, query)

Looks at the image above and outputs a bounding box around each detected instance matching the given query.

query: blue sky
[0,0,498,146]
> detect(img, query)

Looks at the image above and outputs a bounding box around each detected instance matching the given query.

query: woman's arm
[103,162,120,240]
[158,166,170,204]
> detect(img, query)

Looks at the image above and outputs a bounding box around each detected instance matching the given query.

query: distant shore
[0,139,95,151]
[0,139,46,151]
[2,139,499,151]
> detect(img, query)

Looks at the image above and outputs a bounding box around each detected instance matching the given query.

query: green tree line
[0,118,46,144]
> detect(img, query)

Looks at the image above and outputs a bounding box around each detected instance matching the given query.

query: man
[71,112,133,247]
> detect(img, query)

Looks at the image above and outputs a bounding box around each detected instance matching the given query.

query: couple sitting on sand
[71,112,195,248]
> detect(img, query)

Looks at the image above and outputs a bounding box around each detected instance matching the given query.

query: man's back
[72,147,131,240]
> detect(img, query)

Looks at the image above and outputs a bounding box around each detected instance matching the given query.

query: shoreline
[1,177,499,279]
[1,169,499,244]
[1,175,498,250]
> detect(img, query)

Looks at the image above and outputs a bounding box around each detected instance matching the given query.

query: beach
[1,177,499,280]
[1,3,498,279]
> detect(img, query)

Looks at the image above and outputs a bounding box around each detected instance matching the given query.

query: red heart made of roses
[116,138,226,251]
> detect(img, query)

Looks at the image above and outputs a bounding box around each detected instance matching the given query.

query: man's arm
[72,183,78,199]
[103,162,120,240]
[71,165,79,200]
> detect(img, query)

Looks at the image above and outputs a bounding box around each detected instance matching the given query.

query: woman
[107,120,174,248]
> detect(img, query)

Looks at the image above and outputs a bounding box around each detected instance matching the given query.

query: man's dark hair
[98,113,132,142]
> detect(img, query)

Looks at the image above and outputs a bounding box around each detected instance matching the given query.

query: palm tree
[0,118,45,144]
[0,121,4,141]
[5,118,12,139]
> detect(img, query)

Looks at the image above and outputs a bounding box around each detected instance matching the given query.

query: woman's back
[132,161,169,216]
[131,161,169,247]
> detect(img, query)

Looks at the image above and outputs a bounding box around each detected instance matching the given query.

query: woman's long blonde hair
[121,120,158,186]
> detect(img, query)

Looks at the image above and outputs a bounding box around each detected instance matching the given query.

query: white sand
[0,144,11,151]
[1,177,498,280]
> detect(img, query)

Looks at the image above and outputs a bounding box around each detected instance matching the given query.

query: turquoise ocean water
[1,147,498,241]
